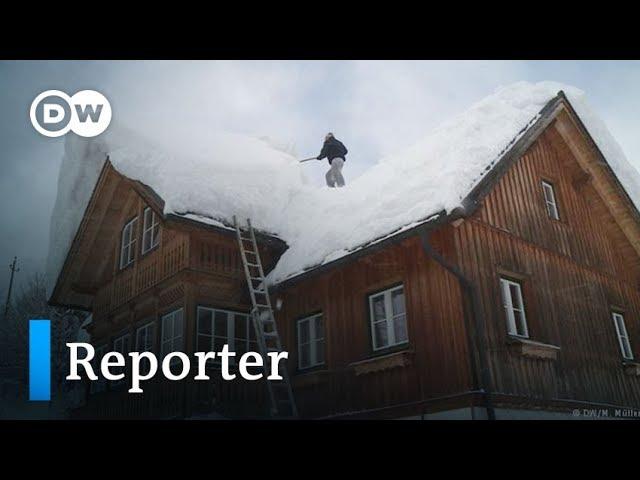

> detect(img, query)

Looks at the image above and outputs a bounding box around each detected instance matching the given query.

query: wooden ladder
[233,216,298,418]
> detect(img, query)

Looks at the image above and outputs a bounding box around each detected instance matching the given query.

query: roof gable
[462,93,640,261]
[49,161,121,309]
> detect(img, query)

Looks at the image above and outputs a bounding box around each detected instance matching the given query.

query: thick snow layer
[46,125,308,291]
[47,81,640,292]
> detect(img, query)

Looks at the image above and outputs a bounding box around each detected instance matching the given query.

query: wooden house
[49,90,640,419]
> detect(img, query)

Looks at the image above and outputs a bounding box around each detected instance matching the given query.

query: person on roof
[317,132,348,188]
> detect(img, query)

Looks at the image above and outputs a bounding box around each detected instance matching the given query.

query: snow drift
[47,81,640,291]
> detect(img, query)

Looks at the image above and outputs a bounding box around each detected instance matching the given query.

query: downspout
[418,226,496,421]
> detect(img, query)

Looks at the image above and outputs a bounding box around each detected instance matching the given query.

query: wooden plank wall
[455,127,640,407]
[277,231,471,418]
[81,122,640,417]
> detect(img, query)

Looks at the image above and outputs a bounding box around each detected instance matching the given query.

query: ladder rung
[236,217,297,418]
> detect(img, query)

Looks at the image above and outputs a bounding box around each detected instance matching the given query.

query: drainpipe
[418,226,496,421]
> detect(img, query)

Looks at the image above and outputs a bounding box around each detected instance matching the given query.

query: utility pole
[3,256,19,322]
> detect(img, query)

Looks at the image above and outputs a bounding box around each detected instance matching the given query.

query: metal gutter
[271,210,454,292]
[418,227,496,421]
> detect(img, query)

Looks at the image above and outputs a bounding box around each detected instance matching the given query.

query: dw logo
[30,90,112,138]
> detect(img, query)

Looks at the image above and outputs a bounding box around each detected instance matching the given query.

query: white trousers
[325,158,345,187]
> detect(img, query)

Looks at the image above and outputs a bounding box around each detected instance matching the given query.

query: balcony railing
[94,235,189,316]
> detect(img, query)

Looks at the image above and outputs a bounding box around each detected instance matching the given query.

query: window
[112,334,130,385]
[136,321,155,352]
[196,307,257,362]
[141,207,160,254]
[500,277,529,338]
[368,285,408,351]
[542,180,560,220]
[136,321,155,376]
[612,312,634,360]
[161,309,184,359]
[90,345,108,394]
[297,313,325,370]
[113,333,130,355]
[119,217,138,269]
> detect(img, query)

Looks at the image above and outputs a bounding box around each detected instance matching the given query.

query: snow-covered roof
[46,81,640,291]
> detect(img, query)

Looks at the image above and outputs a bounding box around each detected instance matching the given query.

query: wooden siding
[79,180,280,418]
[69,112,640,418]
[94,230,189,318]
[455,127,640,407]
[276,230,471,418]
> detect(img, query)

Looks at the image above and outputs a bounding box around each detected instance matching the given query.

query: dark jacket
[317,137,348,164]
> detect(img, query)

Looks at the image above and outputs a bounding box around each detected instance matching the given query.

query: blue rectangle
[29,319,51,401]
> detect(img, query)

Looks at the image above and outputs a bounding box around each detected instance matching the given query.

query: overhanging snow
[46,81,640,291]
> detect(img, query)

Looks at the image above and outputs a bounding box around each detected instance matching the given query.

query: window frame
[368,284,409,352]
[113,333,130,355]
[135,321,155,353]
[111,333,131,386]
[296,313,325,370]
[612,311,634,360]
[119,216,138,269]
[196,306,257,365]
[141,207,161,255]
[541,180,560,221]
[161,308,184,360]
[500,277,530,338]
[90,344,108,394]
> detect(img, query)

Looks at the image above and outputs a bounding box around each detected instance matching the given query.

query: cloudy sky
[1,60,639,298]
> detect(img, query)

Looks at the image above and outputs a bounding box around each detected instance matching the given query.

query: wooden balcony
[191,236,245,277]
[94,234,189,316]
[92,225,280,319]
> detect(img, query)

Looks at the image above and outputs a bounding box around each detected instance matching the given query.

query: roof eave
[166,213,288,252]
[271,208,458,292]
[554,91,640,226]
[461,93,567,215]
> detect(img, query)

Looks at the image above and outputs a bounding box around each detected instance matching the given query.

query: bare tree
[0,273,86,417]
